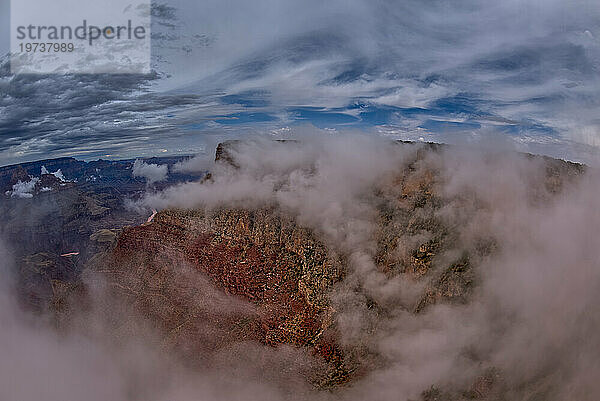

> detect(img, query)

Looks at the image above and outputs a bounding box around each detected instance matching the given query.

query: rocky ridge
[5,141,586,397]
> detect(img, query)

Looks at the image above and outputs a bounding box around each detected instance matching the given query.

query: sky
[1,0,600,166]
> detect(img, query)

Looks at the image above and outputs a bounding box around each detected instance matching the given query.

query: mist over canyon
[0,134,597,401]
[2,1,600,399]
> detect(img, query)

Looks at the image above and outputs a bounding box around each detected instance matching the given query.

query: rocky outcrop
[95,208,350,386]
[6,142,588,397]
[81,142,587,393]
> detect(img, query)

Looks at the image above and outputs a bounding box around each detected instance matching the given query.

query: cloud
[5,177,39,198]
[0,240,129,401]
[137,132,600,400]
[41,166,69,182]
[163,0,600,154]
[2,132,600,399]
[3,1,600,165]
[0,236,322,401]
[132,159,169,184]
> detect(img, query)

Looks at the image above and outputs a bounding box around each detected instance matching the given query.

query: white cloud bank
[132,159,169,185]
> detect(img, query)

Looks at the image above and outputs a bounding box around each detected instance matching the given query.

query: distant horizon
[2,135,595,170]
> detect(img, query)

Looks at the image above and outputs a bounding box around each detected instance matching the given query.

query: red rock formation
[100,208,350,385]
